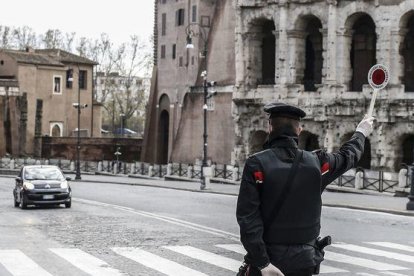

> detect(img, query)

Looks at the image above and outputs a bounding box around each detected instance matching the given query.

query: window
[172,44,176,59]
[179,57,183,67]
[162,13,167,36]
[136,79,143,85]
[66,69,73,89]
[176,9,185,26]
[160,0,166,3]
[50,122,63,137]
[201,16,210,27]
[192,5,197,23]
[207,97,215,111]
[191,56,195,65]
[79,70,87,89]
[53,76,62,94]
[161,45,166,59]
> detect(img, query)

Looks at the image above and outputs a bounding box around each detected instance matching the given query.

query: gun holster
[312,236,332,275]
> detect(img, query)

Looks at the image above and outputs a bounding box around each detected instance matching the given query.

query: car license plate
[43,195,54,200]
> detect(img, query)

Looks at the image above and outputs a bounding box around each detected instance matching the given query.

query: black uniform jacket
[236,129,365,269]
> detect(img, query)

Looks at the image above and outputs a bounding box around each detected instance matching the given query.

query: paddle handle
[367,89,379,117]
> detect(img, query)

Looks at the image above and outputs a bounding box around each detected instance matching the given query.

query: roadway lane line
[49,248,124,276]
[75,198,239,240]
[366,242,414,253]
[215,244,347,274]
[164,245,240,272]
[331,243,414,264]
[325,251,408,271]
[0,250,53,276]
[112,247,208,276]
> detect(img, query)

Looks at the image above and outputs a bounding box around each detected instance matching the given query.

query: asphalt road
[1,176,414,276]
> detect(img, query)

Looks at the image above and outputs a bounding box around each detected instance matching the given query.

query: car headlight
[23,182,34,190]
[60,181,68,189]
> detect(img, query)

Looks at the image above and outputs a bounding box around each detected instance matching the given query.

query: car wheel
[20,194,27,209]
[65,201,71,208]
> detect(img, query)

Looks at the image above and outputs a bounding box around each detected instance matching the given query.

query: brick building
[144,0,414,172]
[0,48,101,157]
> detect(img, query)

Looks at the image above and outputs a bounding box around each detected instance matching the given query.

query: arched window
[303,16,323,91]
[402,14,414,91]
[298,131,319,151]
[349,14,376,91]
[157,94,170,164]
[249,130,268,154]
[247,18,276,85]
[50,122,63,137]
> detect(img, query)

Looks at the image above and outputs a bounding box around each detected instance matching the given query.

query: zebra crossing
[0,241,413,276]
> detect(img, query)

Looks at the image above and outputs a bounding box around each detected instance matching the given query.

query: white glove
[356,115,375,137]
[261,263,285,276]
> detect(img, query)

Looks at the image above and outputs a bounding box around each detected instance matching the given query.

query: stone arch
[249,130,267,155]
[345,13,376,92]
[399,10,414,92]
[157,94,170,164]
[396,134,414,171]
[50,122,63,137]
[246,18,276,85]
[298,131,319,151]
[342,133,371,169]
[294,14,323,91]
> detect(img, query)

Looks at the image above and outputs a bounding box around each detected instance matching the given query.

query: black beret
[264,102,306,120]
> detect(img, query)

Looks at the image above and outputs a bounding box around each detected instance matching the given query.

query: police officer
[236,102,374,276]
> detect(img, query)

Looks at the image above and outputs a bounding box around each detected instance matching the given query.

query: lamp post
[69,67,87,180]
[185,23,215,190]
[407,154,414,210]
[120,113,125,137]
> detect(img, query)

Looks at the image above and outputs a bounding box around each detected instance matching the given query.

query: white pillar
[355,170,364,190]
[398,168,408,188]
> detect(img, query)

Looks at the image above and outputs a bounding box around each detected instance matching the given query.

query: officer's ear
[297,125,303,136]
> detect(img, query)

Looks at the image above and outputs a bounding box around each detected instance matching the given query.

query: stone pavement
[74,173,414,217]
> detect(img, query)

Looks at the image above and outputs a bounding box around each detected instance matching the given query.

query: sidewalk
[73,173,414,217]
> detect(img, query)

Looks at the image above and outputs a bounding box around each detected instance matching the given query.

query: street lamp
[185,23,216,190]
[68,68,88,180]
[120,113,125,137]
[407,153,414,210]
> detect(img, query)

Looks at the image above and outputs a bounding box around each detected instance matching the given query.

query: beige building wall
[0,50,100,157]
[145,0,236,165]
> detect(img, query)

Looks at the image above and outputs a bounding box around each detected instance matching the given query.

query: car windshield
[24,167,65,181]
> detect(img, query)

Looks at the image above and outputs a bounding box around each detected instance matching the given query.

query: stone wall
[40,137,142,162]
[233,0,414,171]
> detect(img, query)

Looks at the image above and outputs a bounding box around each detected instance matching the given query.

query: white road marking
[325,251,407,271]
[332,244,414,264]
[366,242,414,253]
[318,265,348,274]
[0,250,53,276]
[165,245,240,272]
[112,247,208,276]
[215,244,347,274]
[216,244,246,254]
[49,248,124,276]
[75,198,239,240]
[381,271,411,276]
[357,273,379,276]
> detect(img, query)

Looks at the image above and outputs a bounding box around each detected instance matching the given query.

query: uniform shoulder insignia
[321,162,330,175]
[254,171,264,184]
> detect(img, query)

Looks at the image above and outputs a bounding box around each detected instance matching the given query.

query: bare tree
[12,26,37,49]
[0,26,12,48]
[41,29,63,49]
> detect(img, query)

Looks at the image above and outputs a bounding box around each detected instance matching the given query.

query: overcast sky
[0,0,154,45]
